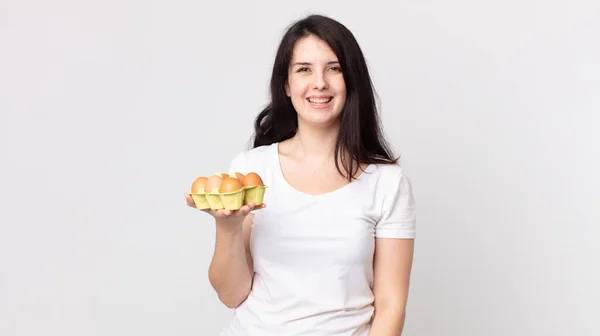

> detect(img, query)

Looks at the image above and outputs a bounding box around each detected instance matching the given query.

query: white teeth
[308,97,332,104]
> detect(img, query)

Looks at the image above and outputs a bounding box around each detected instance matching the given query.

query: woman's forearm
[208,220,253,308]
[368,308,406,335]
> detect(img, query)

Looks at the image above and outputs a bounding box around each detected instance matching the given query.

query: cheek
[335,78,347,94]
[289,74,311,90]
[289,83,308,99]
[287,84,304,105]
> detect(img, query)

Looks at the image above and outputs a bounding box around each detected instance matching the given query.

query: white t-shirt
[219,142,416,336]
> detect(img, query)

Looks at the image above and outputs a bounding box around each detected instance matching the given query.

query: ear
[285,81,290,97]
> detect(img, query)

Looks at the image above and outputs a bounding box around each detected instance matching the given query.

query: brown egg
[205,175,223,193]
[191,176,208,193]
[219,177,243,193]
[229,172,245,181]
[215,172,229,179]
[242,172,264,186]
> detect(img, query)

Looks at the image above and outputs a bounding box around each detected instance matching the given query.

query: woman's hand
[184,192,266,224]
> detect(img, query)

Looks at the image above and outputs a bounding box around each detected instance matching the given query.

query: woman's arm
[208,213,254,309]
[368,238,415,335]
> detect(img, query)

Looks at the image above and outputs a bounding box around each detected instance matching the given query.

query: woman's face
[286,35,347,129]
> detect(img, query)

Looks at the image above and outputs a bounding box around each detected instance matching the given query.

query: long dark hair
[251,14,399,181]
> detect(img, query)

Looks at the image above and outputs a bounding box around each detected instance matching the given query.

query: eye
[297,67,309,72]
[329,66,342,72]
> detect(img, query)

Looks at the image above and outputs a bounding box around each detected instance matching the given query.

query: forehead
[291,35,338,62]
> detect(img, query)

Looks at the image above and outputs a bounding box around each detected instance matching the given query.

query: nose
[313,72,328,90]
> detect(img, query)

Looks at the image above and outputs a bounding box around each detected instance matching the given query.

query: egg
[191,176,208,193]
[229,172,245,181]
[215,172,229,179]
[219,177,243,193]
[242,172,264,186]
[205,175,223,193]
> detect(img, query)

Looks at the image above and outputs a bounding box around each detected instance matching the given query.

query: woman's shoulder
[369,161,408,181]
[368,161,416,221]
[228,142,278,173]
[233,143,276,162]
[366,161,414,196]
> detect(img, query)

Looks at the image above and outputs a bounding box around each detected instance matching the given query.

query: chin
[300,112,342,129]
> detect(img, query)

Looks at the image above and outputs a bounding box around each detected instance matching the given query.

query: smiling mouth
[307,97,333,104]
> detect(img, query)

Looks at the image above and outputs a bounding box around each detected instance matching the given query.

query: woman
[185,14,416,335]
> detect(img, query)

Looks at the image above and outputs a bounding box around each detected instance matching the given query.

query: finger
[249,203,265,211]
[184,192,196,207]
[217,209,232,217]
[237,205,252,216]
[244,203,257,214]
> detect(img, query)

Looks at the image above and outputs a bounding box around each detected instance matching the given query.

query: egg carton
[190,185,268,210]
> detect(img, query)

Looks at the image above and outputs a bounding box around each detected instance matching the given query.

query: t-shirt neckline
[272,142,374,199]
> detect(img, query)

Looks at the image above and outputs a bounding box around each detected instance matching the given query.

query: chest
[249,191,379,271]
[280,163,351,196]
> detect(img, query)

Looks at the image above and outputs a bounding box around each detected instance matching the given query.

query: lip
[306,96,333,109]
[306,95,333,99]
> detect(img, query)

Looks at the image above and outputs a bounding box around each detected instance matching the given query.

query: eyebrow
[292,61,340,66]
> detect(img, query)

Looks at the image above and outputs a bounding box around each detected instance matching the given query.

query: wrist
[215,218,244,234]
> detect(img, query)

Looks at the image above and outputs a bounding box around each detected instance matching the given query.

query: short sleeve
[227,150,247,174]
[375,172,416,239]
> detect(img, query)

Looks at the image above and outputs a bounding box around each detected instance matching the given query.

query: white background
[1,0,598,335]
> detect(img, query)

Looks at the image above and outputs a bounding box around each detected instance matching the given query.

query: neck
[289,122,340,165]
